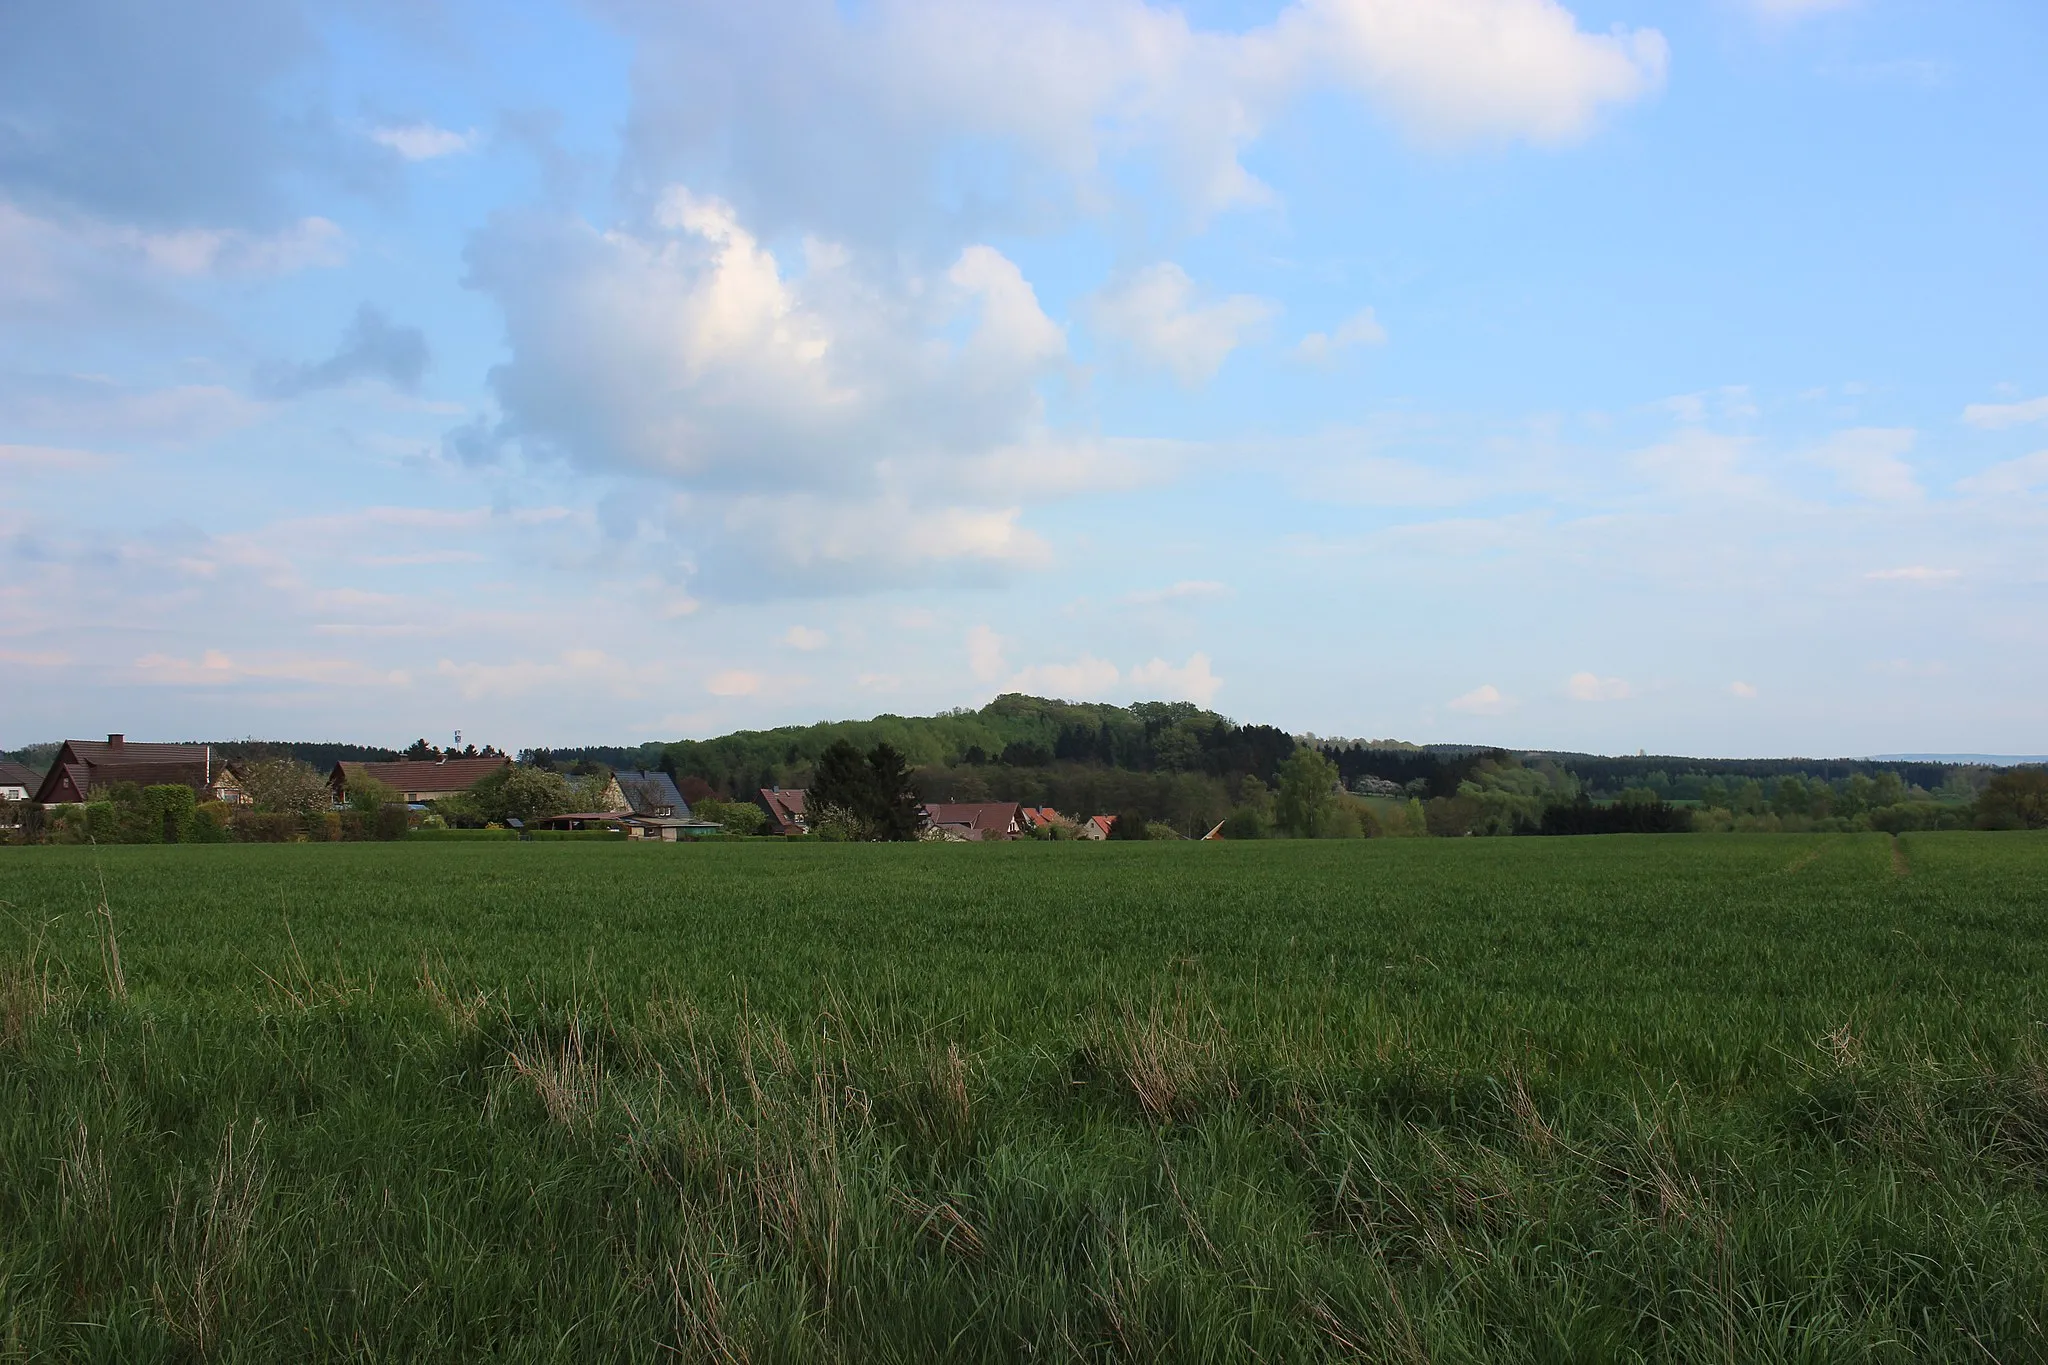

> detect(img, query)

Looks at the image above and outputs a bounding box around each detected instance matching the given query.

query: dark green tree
[865,743,924,841]
[1979,768,2048,830]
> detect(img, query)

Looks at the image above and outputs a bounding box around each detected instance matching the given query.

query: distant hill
[1870,754,2048,766]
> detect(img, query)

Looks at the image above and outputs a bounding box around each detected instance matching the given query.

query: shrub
[691,799,764,836]
[232,812,301,843]
[180,803,233,844]
[1216,808,1265,840]
[522,829,622,842]
[410,829,520,841]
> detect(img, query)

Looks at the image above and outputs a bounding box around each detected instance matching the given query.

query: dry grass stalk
[153,1118,267,1353]
[1099,998,1235,1124]
[507,1023,605,1127]
[417,955,493,1034]
[894,1192,985,1261]
[60,1118,114,1229]
[254,923,370,1012]
[1820,1023,1864,1072]
[1505,1070,1556,1156]
[93,875,126,1003]
[0,942,59,1053]
[664,1246,750,1364]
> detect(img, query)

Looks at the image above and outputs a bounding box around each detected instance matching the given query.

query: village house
[1017,806,1071,834]
[921,801,1026,840]
[32,735,247,806]
[328,754,512,805]
[615,770,688,817]
[758,787,808,836]
[0,760,39,802]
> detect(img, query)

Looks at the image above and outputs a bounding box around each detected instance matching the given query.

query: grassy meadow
[4,833,2048,1361]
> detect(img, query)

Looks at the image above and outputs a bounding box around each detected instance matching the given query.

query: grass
[3,833,2048,1361]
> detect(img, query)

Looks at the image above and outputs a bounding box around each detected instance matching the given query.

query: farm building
[328,755,512,805]
[32,735,246,806]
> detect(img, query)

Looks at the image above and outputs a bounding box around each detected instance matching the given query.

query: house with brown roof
[329,755,512,805]
[1077,814,1115,841]
[0,761,40,802]
[758,787,807,836]
[921,801,1025,841]
[32,735,244,806]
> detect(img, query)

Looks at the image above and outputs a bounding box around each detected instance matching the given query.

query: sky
[3,0,2044,758]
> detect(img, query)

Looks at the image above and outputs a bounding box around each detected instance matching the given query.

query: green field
[4,834,2048,1361]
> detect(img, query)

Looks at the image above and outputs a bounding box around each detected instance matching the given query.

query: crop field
[4,833,2048,1361]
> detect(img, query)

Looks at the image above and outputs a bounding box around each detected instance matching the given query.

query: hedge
[409,828,521,842]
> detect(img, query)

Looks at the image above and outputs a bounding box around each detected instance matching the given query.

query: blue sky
[3,0,2044,757]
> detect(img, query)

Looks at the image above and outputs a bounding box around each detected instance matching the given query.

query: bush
[691,799,765,836]
[1217,808,1265,840]
[1143,822,1180,840]
[522,829,623,842]
[232,811,302,843]
[409,828,519,841]
[180,802,233,844]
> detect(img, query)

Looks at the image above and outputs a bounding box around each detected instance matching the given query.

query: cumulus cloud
[371,123,477,160]
[1293,308,1387,364]
[1566,672,1632,702]
[1729,681,1759,699]
[1631,429,1765,498]
[1089,263,1277,385]
[1806,427,1920,502]
[1009,654,1122,699]
[610,0,1666,237]
[1963,396,2048,430]
[1129,652,1222,705]
[463,189,1082,593]
[1447,683,1513,715]
[255,304,429,398]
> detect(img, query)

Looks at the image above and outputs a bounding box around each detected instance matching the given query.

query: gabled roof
[333,757,511,792]
[616,770,687,816]
[33,738,215,804]
[922,802,1024,837]
[760,788,807,829]
[0,760,42,793]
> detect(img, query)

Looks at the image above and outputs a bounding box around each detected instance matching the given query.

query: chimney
[107,733,124,749]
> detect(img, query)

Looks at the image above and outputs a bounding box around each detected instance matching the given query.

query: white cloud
[1729,681,1759,699]
[704,670,763,697]
[1957,451,2048,497]
[0,374,263,447]
[783,626,829,651]
[1129,652,1222,706]
[1566,672,1632,702]
[1008,655,1122,699]
[1447,683,1513,715]
[1301,455,1490,507]
[1865,566,1959,582]
[1122,580,1229,606]
[967,625,1009,682]
[1806,427,1920,502]
[371,123,477,160]
[1088,263,1277,385]
[466,191,1080,592]
[1293,307,1387,364]
[134,649,411,689]
[613,1,1667,234]
[1632,429,1765,498]
[1963,396,2048,430]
